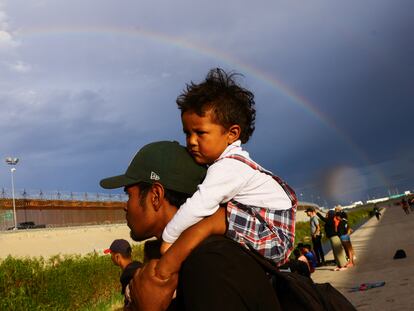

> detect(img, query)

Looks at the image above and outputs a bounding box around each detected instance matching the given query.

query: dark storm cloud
[1,0,413,205]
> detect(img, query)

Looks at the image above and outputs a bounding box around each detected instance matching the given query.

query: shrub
[0,252,123,310]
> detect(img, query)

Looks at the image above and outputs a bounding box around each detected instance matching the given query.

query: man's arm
[316,212,326,222]
[156,207,227,280]
[162,160,251,244]
[129,260,178,311]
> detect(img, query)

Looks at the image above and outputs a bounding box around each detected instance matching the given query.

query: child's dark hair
[176,68,256,143]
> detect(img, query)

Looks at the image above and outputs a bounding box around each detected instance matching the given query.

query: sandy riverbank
[0,223,136,258]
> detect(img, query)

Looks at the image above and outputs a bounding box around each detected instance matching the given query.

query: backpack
[247,247,357,311]
[271,271,356,311]
[393,249,407,259]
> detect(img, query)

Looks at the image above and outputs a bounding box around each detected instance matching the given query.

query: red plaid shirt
[221,155,297,266]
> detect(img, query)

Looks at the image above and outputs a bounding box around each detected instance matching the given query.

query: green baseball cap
[100,141,206,194]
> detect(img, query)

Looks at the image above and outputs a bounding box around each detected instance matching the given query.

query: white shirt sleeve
[162,159,253,243]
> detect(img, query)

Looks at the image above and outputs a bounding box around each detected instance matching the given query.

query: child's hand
[160,241,172,255]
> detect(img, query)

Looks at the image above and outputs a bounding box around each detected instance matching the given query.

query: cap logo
[150,171,160,181]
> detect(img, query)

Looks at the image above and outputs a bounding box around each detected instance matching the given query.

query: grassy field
[0,244,146,311]
[0,202,394,310]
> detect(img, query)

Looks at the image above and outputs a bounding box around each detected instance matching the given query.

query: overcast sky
[1,0,413,206]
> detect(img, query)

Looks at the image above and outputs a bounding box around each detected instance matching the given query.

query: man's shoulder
[188,235,240,255]
[183,236,256,267]
[121,261,142,281]
[126,261,143,271]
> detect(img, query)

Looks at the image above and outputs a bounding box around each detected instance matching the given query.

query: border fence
[0,188,127,230]
[0,188,127,202]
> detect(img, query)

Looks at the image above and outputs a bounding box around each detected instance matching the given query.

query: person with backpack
[317,210,348,271]
[373,205,381,220]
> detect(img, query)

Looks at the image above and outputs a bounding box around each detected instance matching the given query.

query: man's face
[110,253,120,266]
[306,210,315,217]
[125,185,159,242]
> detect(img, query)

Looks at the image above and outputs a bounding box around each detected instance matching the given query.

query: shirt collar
[219,140,242,158]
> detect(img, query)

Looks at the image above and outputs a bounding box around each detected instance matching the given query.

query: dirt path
[312,205,414,310]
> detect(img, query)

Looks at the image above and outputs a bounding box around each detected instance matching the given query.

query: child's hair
[176,68,256,144]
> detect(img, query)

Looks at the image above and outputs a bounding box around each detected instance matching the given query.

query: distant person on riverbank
[337,211,355,267]
[317,210,348,271]
[373,205,381,220]
[305,207,325,266]
[292,248,312,277]
[104,239,142,309]
[401,198,410,215]
[409,197,414,212]
[298,243,317,273]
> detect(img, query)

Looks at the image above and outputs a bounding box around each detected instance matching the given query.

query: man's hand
[160,241,172,255]
[129,259,178,311]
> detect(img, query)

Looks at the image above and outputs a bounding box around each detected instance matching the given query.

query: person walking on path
[373,205,381,220]
[409,197,414,212]
[317,210,348,270]
[401,198,410,215]
[305,207,325,265]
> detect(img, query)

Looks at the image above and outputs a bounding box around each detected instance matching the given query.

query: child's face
[182,109,235,165]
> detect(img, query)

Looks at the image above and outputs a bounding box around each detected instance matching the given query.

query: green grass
[0,206,377,310]
[0,244,145,311]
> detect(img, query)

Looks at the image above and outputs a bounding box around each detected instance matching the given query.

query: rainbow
[15,26,389,187]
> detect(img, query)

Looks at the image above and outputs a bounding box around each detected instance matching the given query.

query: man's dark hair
[136,182,191,208]
[176,68,256,144]
[119,247,132,259]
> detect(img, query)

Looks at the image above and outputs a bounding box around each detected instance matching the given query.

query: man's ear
[227,124,241,144]
[149,182,164,211]
[114,253,122,266]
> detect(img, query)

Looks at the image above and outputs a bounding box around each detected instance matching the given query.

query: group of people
[100,68,300,310]
[305,206,355,272]
[291,243,317,277]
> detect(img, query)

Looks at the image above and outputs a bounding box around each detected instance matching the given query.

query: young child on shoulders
[155,68,297,280]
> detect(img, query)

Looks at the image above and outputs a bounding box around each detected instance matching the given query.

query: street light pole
[5,157,19,230]
[10,168,17,230]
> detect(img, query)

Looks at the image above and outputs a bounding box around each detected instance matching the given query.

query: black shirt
[173,236,280,311]
[316,212,337,238]
[120,261,142,294]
